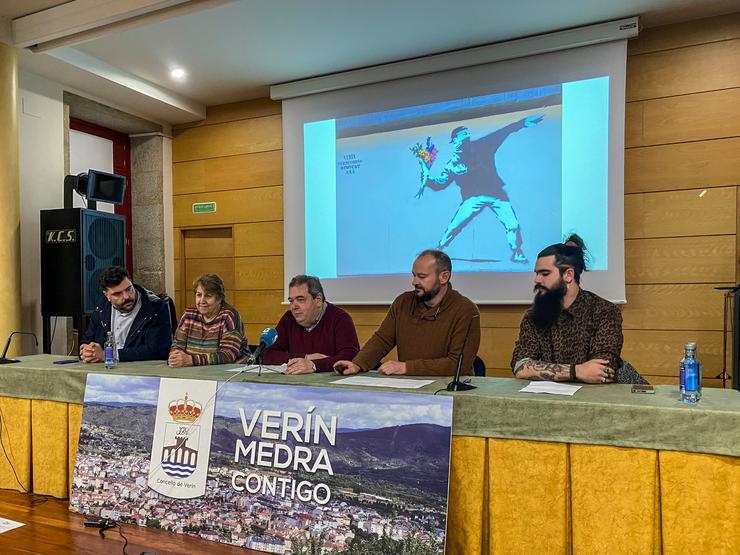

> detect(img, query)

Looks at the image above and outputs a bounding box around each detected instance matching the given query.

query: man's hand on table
[333,360,361,375]
[286,357,316,374]
[576,358,615,384]
[79,342,104,363]
[378,360,407,375]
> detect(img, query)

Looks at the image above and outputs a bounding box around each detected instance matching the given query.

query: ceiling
[2,0,738,126]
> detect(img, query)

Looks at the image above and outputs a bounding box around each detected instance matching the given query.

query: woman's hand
[168,349,192,368]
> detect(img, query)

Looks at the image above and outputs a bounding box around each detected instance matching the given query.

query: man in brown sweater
[333,250,480,376]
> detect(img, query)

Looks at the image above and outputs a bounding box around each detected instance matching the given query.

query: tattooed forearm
[513,358,570,381]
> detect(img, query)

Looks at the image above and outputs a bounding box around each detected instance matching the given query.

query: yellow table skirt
[1,397,738,554]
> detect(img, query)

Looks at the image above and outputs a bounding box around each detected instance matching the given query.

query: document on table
[225,364,287,374]
[0,517,24,533]
[333,376,435,389]
[519,381,582,396]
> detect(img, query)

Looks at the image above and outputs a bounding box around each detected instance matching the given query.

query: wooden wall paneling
[173,229,181,260]
[173,150,283,195]
[487,368,516,378]
[183,227,233,259]
[233,290,286,325]
[173,187,283,228]
[625,137,740,194]
[234,222,284,257]
[635,88,740,147]
[174,291,184,318]
[342,306,390,327]
[624,186,735,239]
[174,258,182,290]
[245,323,279,344]
[626,39,740,101]
[184,258,235,290]
[646,376,725,388]
[479,305,528,328]
[173,116,282,162]
[627,13,740,56]
[625,235,735,284]
[479,327,520,370]
[355,324,378,346]
[622,329,729,378]
[235,256,283,290]
[621,283,730,331]
[175,98,282,129]
[625,102,644,148]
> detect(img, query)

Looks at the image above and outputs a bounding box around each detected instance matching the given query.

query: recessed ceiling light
[170,67,186,80]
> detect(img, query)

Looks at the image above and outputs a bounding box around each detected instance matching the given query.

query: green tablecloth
[3,354,739,456]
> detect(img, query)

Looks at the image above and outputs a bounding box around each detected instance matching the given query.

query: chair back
[158,294,178,337]
[473,356,486,377]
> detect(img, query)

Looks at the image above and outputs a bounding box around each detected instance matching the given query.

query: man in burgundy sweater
[262,275,360,374]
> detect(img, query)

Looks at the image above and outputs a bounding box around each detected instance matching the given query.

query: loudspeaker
[41,208,126,316]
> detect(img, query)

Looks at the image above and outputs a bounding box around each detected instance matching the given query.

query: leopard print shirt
[511,289,623,372]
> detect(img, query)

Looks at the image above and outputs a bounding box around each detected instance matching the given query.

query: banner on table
[71,374,453,554]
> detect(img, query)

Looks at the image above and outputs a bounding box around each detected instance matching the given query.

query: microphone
[446,314,479,392]
[0,331,39,364]
[249,328,278,364]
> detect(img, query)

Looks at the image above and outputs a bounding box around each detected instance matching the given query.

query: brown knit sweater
[352,284,480,376]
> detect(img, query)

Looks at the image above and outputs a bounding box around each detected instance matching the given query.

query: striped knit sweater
[171,303,248,366]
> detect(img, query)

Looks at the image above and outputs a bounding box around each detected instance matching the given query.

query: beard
[415,282,442,303]
[530,280,567,329]
[115,299,136,313]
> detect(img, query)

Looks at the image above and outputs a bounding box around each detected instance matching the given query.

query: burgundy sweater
[261,303,360,372]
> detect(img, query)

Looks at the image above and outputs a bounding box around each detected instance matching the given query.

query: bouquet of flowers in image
[410,136,438,170]
[410,137,438,198]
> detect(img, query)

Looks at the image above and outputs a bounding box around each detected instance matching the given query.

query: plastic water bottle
[104,332,118,370]
[680,342,701,404]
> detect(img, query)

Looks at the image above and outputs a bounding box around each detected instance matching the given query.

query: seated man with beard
[511,235,623,384]
[333,249,480,376]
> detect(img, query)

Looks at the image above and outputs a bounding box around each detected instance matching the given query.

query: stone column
[0,42,22,355]
[131,133,166,293]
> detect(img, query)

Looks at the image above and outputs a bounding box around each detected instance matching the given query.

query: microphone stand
[446,314,479,391]
[0,332,39,364]
[715,285,740,388]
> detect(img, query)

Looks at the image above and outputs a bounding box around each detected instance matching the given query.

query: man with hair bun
[511,234,623,384]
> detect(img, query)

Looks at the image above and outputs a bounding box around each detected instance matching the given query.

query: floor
[0,489,259,555]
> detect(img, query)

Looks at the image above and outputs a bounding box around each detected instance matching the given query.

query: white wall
[69,129,115,213]
[18,70,67,354]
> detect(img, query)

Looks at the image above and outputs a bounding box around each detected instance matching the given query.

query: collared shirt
[305,302,328,332]
[511,288,623,372]
[111,292,142,349]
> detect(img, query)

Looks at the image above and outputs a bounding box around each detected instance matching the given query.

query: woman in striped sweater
[167,273,249,367]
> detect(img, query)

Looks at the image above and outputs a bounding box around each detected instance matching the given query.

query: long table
[1,355,738,554]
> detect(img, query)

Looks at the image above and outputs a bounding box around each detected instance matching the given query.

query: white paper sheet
[333,376,435,389]
[519,381,582,396]
[0,517,24,533]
